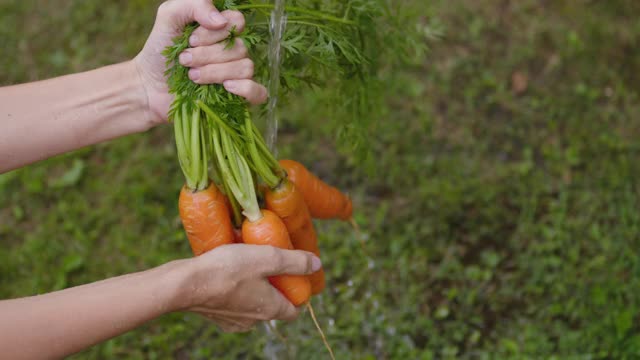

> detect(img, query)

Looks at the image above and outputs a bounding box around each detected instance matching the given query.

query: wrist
[128,58,165,129]
[153,259,196,313]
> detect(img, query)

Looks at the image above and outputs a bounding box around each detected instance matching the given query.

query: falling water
[266,0,287,153]
[263,321,288,360]
[263,6,289,360]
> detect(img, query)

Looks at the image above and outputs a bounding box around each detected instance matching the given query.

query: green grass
[2,0,640,358]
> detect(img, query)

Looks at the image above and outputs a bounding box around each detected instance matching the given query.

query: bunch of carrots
[174,110,352,360]
[179,156,354,304]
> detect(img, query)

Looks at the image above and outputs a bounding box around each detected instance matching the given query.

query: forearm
[0,61,154,173]
[0,260,189,359]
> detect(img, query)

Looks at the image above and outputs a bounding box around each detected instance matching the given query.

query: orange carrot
[292,223,326,294]
[242,209,312,306]
[265,180,326,295]
[279,160,352,220]
[179,183,235,256]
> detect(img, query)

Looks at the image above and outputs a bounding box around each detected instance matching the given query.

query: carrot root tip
[349,217,369,257]
[307,303,336,360]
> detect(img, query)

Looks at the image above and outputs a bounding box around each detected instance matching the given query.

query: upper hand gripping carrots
[242,209,312,306]
[279,160,353,221]
[265,180,326,295]
[179,183,235,256]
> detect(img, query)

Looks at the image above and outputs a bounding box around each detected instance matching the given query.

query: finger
[258,247,322,277]
[222,324,254,333]
[180,39,248,67]
[219,320,254,333]
[207,315,255,333]
[224,80,268,105]
[200,313,256,332]
[274,299,301,322]
[262,285,301,321]
[190,10,246,46]
[189,58,254,84]
[157,0,227,31]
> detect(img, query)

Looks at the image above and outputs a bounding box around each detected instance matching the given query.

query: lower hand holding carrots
[177,244,321,333]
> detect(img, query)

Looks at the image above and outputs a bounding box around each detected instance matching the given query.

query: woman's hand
[175,244,322,333]
[134,0,268,126]
[0,243,321,358]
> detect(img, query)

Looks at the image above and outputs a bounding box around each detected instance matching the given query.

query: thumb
[157,0,228,31]
[260,248,323,277]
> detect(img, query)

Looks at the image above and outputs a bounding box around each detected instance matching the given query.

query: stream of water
[263,2,289,359]
[265,0,287,154]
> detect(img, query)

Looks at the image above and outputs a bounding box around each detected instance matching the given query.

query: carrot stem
[251,121,285,181]
[212,125,261,222]
[190,108,202,189]
[174,103,208,191]
[196,100,242,144]
[222,177,243,227]
[181,104,190,152]
[173,112,190,188]
[198,110,209,188]
[244,111,280,188]
[212,129,243,209]
[306,303,335,360]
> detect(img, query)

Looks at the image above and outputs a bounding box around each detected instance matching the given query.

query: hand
[176,244,322,333]
[134,0,268,126]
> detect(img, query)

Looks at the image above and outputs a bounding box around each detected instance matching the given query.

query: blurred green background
[1,0,640,358]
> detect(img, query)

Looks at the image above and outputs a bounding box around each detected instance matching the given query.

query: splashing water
[266,0,287,153]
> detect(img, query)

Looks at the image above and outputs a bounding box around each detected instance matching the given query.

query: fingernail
[179,52,192,65]
[210,11,228,26]
[223,80,237,91]
[189,35,198,46]
[189,69,200,81]
[311,256,322,272]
